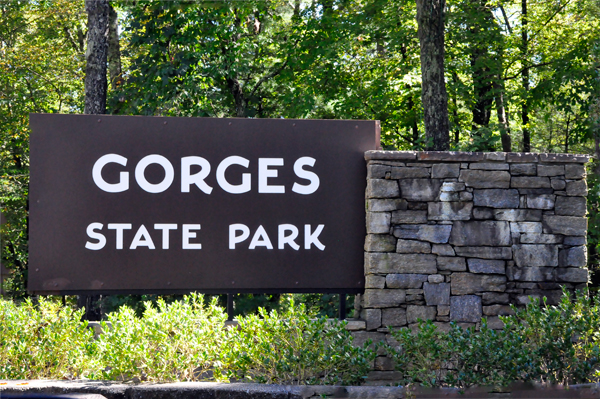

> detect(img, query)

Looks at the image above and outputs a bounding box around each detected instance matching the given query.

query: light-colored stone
[367,179,400,198]
[428,202,473,221]
[557,268,588,283]
[368,199,408,212]
[440,182,466,192]
[511,176,551,188]
[437,256,467,271]
[367,212,391,234]
[439,191,460,201]
[365,275,386,289]
[344,320,366,331]
[510,163,536,175]
[537,165,565,176]
[391,210,428,224]
[451,273,507,295]
[365,234,396,252]
[386,274,428,289]
[565,164,586,179]
[450,295,482,322]
[559,246,587,267]
[469,163,509,170]
[363,289,406,308]
[423,282,450,305]
[510,222,542,235]
[473,189,519,208]
[555,196,586,216]
[390,167,430,179]
[520,234,563,244]
[365,253,438,274]
[399,179,443,202]
[431,244,455,256]
[437,305,450,316]
[382,308,407,327]
[454,246,513,259]
[467,258,505,274]
[393,224,452,243]
[512,244,558,267]
[509,266,555,281]
[494,209,542,221]
[406,305,437,323]
[566,180,587,196]
[431,163,460,178]
[542,215,587,236]
[459,170,511,188]
[360,308,382,330]
[396,239,431,254]
[428,274,444,283]
[526,194,555,210]
[449,221,511,246]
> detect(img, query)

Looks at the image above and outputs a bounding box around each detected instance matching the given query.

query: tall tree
[84,0,109,114]
[416,0,450,150]
[520,0,530,152]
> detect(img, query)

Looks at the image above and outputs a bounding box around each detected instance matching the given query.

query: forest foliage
[1,0,600,297]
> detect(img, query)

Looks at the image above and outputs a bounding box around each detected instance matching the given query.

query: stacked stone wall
[353,150,590,384]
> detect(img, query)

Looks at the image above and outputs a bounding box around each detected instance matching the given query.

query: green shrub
[387,289,600,388]
[217,301,376,385]
[0,297,96,379]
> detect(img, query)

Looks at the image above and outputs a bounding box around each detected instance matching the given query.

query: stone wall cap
[365,151,590,164]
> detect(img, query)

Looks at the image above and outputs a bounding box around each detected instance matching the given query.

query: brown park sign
[28,114,379,294]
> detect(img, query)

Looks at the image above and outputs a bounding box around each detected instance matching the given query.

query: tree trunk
[108,3,121,89]
[494,79,512,152]
[84,0,109,115]
[452,71,460,144]
[416,0,450,151]
[521,0,530,152]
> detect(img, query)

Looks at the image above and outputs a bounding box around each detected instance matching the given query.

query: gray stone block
[454,246,513,259]
[537,165,565,176]
[511,176,551,188]
[365,234,397,252]
[510,266,555,281]
[566,180,587,196]
[459,170,511,188]
[367,179,400,198]
[423,282,450,305]
[368,164,392,179]
[526,194,555,210]
[365,253,438,274]
[393,224,452,243]
[482,292,509,305]
[512,244,558,267]
[365,275,386,289]
[520,233,563,244]
[396,239,431,253]
[459,191,473,201]
[564,236,587,245]
[382,308,407,327]
[428,202,473,221]
[469,162,509,170]
[467,258,505,274]
[510,163,537,175]
[551,178,567,190]
[431,163,460,178]
[367,212,391,234]
[559,246,587,267]
[386,273,428,289]
[440,182,466,192]
[431,244,455,256]
[391,210,428,224]
[360,308,382,330]
[399,179,443,201]
[437,305,450,316]
[449,221,511,246]
[483,305,515,316]
[407,305,437,323]
[557,268,588,283]
[428,274,444,283]
[555,196,587,216]
[439,191,460,201]
[494,209,542,221]
[450,295,482,322]
[368,199,408,212]
[473,189,519,208]
[510,222,542,235]
[390,167,430,179]
[473,207,494,219]
[542,215,587,236]
[363,289,406,308]
[437,256,467,271]
[565,164,586,179]
[451,273,507,295]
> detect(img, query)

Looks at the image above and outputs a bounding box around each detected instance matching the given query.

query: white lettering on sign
[228,224,325,251]
[91,154,320,194]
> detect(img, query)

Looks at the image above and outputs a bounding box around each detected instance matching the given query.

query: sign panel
[29,114,379,294]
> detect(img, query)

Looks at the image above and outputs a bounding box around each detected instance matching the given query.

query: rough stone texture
[391,210,428,224]
[390,167,430,179]
[451,273,507,294]
[432,163,460,178]
[473,189,520,208]
[566,180,588,196]
[565,164,586,179]
[365,275,386,289]
[526,194,555,209]
[469,162,509,170]
[557,268,588,283]
[437,256,467,271]
[454,246,513,259]
[365,234,396,252]
[467,258,505,274]
[512,245,558,267]
[511,176,551,188]
[555,196,587,216]
[509,266,555,282]
[450,295,482,322]
[494,209,542,221]
[449,221,511,246]
[428,202,473,220]
[386,274,428,289]
[459,170,511,188]
[399,179,442,201]
[482,292,509,305]
[537,165,565,176]
[406,305,437,323]
[393,224,452,243]
[423,282,450,305]
[520,233,563,244]
[510,222,542,235]
[361,308,382,330]
[559,246,587,267]
[365,253,438,274]
[396,239,431,253]
[428,274,444,283]
[366,212,391,234]
[363,289,406,308]
[432,244,455,256]
[543,215,587,236]
[367,179,399,198]
[510,163,536,175]
[382,308,407,327]
[368,198,408,212]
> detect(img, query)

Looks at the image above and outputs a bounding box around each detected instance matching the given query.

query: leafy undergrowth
[0,294,375,385]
